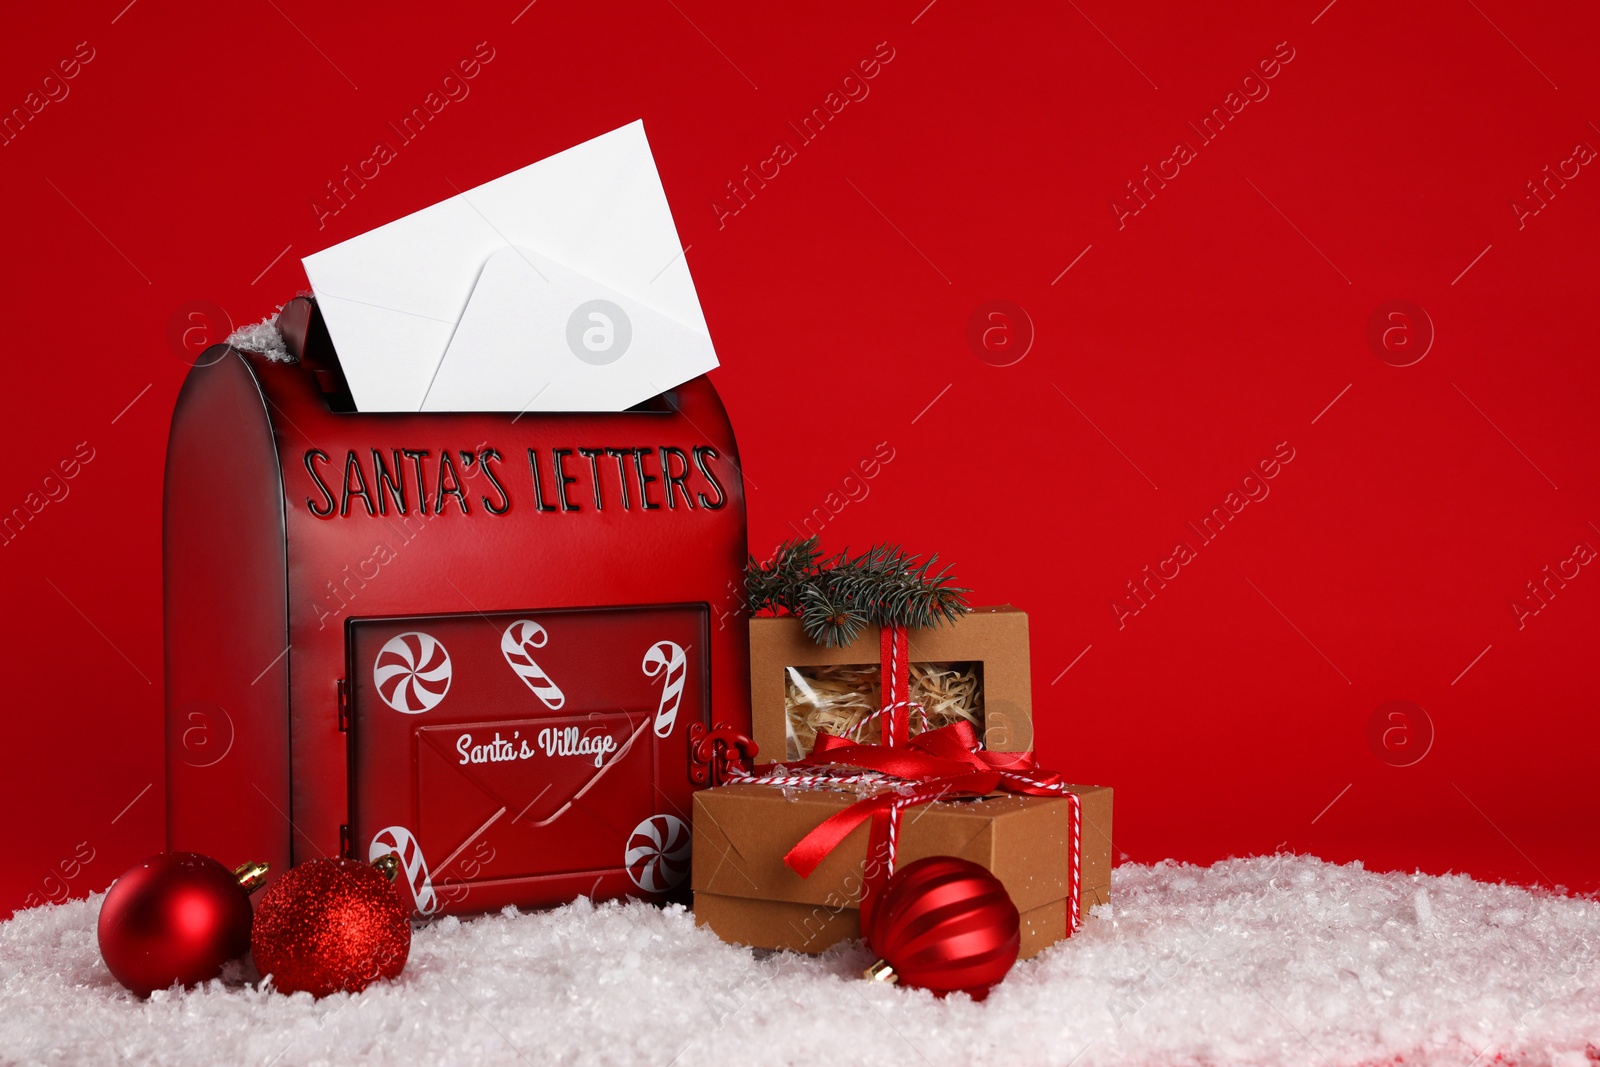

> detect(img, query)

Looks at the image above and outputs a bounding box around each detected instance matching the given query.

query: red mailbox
[164,297,749,916]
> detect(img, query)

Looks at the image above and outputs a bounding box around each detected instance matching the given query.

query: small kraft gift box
[692,606,1113,959]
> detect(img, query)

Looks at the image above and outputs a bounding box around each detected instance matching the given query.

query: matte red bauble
[251,857,410,997]
[97,853,267,996]
[865,856,1021,998]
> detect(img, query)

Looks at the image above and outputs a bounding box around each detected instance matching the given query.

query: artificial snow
[224,313,293,363]
[1,854,1596,1066]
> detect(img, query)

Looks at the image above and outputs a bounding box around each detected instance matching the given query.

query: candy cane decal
[369,825,439,917]
[642,641,687,738]
[373,632,451,714]
[500,619,565,710]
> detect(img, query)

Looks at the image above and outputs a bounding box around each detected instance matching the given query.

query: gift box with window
[691,539,1113,958]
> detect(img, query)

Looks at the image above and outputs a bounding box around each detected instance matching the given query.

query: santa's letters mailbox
[164,297,749,916]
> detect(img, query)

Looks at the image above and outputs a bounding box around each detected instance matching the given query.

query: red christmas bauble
[866,856,1020,998]
[251,857,410,997]
[97,852,257,996]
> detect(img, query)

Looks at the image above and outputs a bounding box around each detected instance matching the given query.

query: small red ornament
[865,856,1020,998]
[97,853,269,996]
[251,855,410,997]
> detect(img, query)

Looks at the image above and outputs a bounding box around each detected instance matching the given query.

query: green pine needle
[745,536,970,647]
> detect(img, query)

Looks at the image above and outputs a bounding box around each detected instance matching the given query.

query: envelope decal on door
[415,713,655,878]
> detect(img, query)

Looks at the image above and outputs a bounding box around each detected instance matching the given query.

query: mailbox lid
[348,603,710,915]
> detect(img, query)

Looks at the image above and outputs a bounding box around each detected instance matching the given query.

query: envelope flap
[421,245,716,412]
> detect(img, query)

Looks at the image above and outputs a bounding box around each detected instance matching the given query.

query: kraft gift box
[692,782,1113,959]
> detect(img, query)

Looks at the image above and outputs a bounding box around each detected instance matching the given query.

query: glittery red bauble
[97,852,254,996]
[867,856,1020,998]
[251,858,410,997]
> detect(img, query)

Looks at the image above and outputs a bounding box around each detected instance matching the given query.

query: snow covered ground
[2,854,1596,1066]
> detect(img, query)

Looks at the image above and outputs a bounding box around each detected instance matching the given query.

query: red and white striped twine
[724,769,886,790]
[843,700,929,742]
[885,629,903,748]
[1068,790,1082,933]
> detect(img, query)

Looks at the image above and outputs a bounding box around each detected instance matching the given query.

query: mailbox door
[347,604,709,916]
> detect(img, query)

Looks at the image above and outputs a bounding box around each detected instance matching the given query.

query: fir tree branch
[744,537,970,646]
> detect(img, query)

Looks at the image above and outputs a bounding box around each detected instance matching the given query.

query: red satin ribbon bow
[778,720,1067,882]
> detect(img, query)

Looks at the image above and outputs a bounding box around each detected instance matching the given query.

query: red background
[3,0,1596,916]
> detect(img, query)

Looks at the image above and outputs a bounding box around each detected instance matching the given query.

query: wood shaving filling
[783,661,984,759]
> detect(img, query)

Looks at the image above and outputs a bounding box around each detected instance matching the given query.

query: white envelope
[300,120,717,413]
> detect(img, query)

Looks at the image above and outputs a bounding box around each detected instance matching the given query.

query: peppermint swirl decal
[373,632,451,714]
[624,815,690,894]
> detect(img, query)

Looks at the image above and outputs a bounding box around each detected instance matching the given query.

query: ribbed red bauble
[865,856,1021,999]
[251,857,410,997]
[97,853,268,996]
